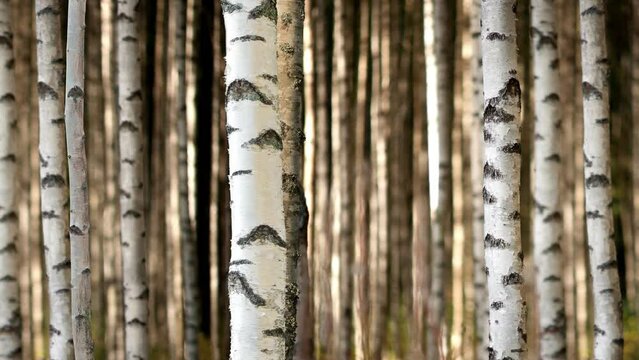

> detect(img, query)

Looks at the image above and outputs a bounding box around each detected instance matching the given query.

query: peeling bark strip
[579,1,623,359]
[175,1,201,358]
[223,1,288,358]
[116,1,149,359]
[481,0,527,358]
[34,0,74,358]
[0,1,21,357]
[63,1,93,358]
[531,0,568,358]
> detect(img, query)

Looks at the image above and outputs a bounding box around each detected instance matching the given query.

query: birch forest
[3,0,639,359]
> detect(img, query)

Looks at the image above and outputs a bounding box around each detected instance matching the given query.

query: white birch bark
[175,0,200,358]
[578,1,623,358]
[34,1,74,358]
[64,1,93,358]
[481,0,527,358]
[222,1,287,359]
[469,0,487,357]
[0,1,21,357]
[531,0,567,358]
[116,1,150,358]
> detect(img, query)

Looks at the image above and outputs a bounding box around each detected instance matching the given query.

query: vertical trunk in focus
[578,1,623,358]
[116,1,150,358]
[222,1,288,358]
[34,0,74,358]
[530,0,567,358]
[0,1,21,357]
[481,0,527,358]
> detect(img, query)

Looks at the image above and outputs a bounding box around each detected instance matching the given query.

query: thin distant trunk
[175,0,200,358]
[34,0,74,358]
[330,0,355,358]
[312,0,334,356]
[633,0,639,316]
[64,1,93,358]
[222,1,287,358]
[578,1,623,358]
[354,0,371,358]
[411,0,429,355]
[116,1,150,358]
[531,0,567,358]
[276,0,310,358]
[0,1,21,357]
[426,0,454,357]
[481,0,527,358]
[469,0,487,357]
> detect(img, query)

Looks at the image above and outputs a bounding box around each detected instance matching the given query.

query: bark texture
[578,1,623,358]
[176,0,201,358]
[64,1,94,358]
[0,1,21,357]
[116,1,150,358]
[276,0,310,358]
[531,0,566,358]
[470,0,488,357]
[481,0,527,358]
[222,1,288,358]
[34,0,74,358]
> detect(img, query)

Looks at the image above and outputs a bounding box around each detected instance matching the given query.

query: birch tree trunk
[578,1,623,358]
[0,1,21,357]
[633,0,639,317]
[34,0,74,358]
[276,0,310,358]
[469,0,487,357]
[222,1,288,358]
[117,1,150,358]
[64,1,94,358]
[481,0,527,358]
[175,0,201,358]
[531,0,566,358]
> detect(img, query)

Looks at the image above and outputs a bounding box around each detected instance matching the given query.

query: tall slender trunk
[276,0,310,358]
[64,1,93,358]
[175,0,200,358]
[34,1,74,358]
[469,0,487,357]
[117,1,150,358]
[530,0,567,358]
[354,0,371,358]
[222,1,287,358]
[0,1,21,357]
[633,0,639,317]
[481,0,527,358]
[578,1,623,358]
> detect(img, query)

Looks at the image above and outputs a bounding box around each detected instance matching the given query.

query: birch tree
[175,0,200,358]
[531,0,566,358]
[34,0,74,358]
[579,1,623,358]
[64,1,94,358]
[222,1,288,358]
[116,1,150,358]
[276,0,310,358]
[481,0,527,358]
[469,0,488,357]
[0,1,21,357]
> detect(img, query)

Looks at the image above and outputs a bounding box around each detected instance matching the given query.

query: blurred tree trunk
[480,0,527,358]
[530,0,567,358]
[34,0,74,358]
[353,0,371,358]
[633,0,639,315]
[0,1,21,357]
[578,1,623,359]
[116,0,150,358]
[469,0,488,357]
